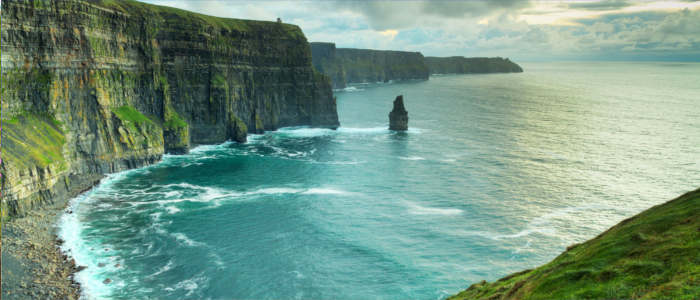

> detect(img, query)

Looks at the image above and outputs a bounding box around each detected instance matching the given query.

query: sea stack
[389,95,409,131]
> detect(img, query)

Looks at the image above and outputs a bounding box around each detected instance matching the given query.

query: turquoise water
[59,62,700,300]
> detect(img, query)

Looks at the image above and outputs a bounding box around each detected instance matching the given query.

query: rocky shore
[2,201,82,300]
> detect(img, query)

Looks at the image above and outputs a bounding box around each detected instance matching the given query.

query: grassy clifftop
[449,188,700,300]
[94,0,303,37]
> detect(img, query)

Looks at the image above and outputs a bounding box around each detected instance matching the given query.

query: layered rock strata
[0,0,339,217]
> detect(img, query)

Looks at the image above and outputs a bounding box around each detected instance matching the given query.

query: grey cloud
[333,0,530,30]
[567,0,632,11]
[421,0,531,18]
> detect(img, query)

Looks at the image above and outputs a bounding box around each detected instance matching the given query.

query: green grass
[93,0,304,38]
[2,113,67,170]
[212,74,227,88]
[449,188,700,300]
[111,105,153,125]
[164,105,187,130]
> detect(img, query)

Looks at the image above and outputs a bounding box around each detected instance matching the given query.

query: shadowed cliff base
[449,188,700,300]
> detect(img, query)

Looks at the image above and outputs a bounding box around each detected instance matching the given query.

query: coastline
[1,175,106,300]
[2,200,82,299]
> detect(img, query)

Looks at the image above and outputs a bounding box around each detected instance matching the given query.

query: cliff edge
[0,0,339,218]
[449,188,700,300]
[310,42,429,89]
[425,56,523,74]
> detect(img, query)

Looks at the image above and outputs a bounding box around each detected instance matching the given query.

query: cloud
[139,0,700,61]
[567,0,633,11]
[330,0,531,30]
[421,0,531,18]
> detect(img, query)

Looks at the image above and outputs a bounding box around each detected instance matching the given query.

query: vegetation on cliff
[449,188,700,300]
[425,57,523,74]
[1,0,338,217]
[93,0,304,38]
[3,113,66,171]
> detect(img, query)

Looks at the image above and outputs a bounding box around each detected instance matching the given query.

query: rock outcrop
[0,0,339,217]
[389,95,408,131]
[425,56,523,74]
[310,42,429,89]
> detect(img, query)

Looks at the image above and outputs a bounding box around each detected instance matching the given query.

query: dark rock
[75,266,87,272]
[103,278,112,285]
[389,95,409,131]
[97,263,106,268]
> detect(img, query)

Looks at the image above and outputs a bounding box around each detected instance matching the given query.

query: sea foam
[407,203,463,216]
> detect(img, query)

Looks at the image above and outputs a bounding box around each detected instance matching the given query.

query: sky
[140,0,700,62]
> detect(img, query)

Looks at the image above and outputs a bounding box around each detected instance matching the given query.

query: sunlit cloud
[380,30,399,40]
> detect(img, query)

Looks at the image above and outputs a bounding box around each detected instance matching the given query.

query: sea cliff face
[0,0,339,217]
[310,42,429,89]
[425,56,523,74]
[310,42,347,89]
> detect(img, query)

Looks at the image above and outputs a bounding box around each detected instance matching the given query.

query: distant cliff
[425,57,523,74]
[310,42,347,89]
[0,0,339,217]
[449,188,700,300]
[310,42,429,89]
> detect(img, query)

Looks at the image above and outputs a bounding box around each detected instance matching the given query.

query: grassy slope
[449,188,700,300]
[3,113,66,171]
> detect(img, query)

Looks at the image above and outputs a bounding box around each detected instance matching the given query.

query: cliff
[309,42,347,89]
[449,188,700,300]
[425,56,523,74]
[0,0,339,217]
[310,42,429,89]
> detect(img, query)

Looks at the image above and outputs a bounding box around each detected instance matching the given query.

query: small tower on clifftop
[389,95,408,131]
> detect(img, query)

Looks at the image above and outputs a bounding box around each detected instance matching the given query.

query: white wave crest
[336,127,388,134]
[171,232,206,247]
[341,86,365,92]
[399,156,426,161]
[248,187,305,195]
[407,203,463,216]
[302,188,353,195]
[149,260,175,278]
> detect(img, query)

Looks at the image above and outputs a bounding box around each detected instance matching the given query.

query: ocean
[59,62,700,300]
